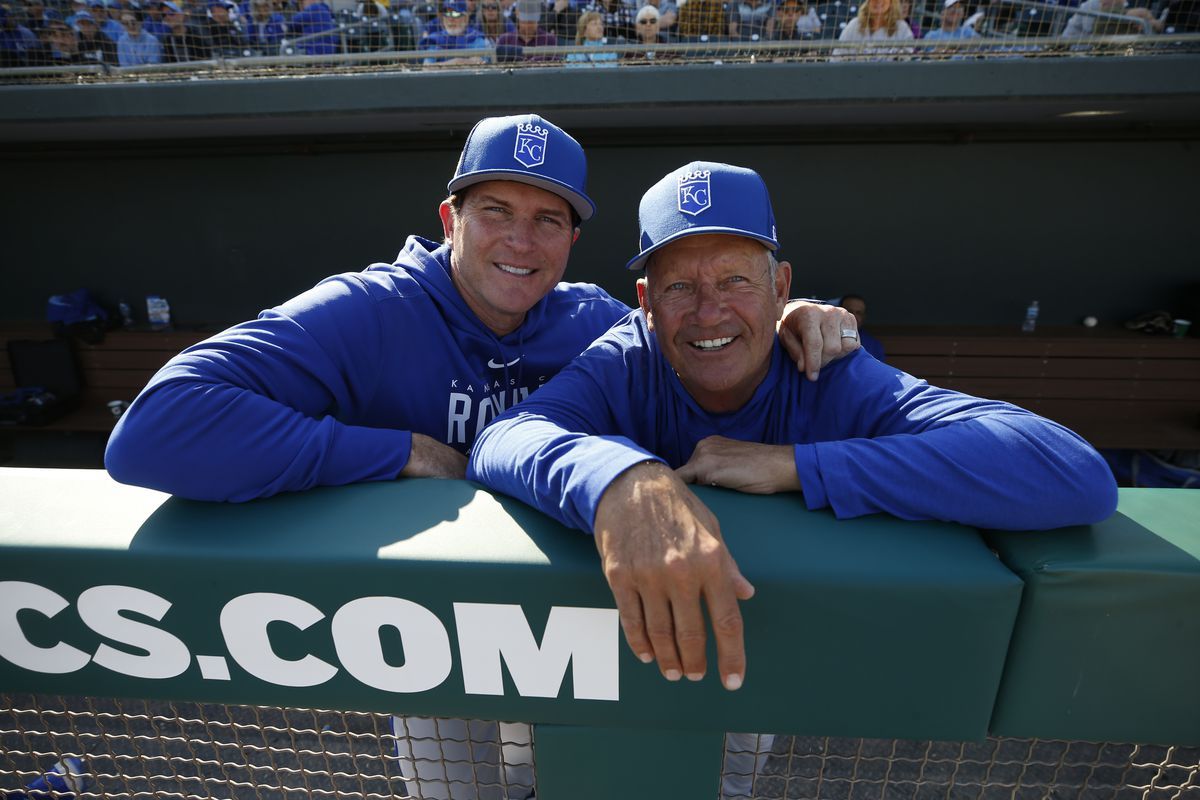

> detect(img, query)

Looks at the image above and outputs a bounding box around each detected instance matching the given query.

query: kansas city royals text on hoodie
[468,311,1118,532]
[105,236,630,502]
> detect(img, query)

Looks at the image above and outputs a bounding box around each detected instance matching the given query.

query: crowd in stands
[2,0,1195,69]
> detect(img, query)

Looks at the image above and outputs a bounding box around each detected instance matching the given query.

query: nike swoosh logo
[487,356,522,369]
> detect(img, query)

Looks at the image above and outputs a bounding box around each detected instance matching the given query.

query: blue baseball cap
[625,161,779,271]
[448,114,595,222]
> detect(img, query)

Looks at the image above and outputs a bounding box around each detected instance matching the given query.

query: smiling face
[440,180,579,336]
[638,234,791,413]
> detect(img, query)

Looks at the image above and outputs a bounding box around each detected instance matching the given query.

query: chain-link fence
[3,694,1198,800]
[2,0,1199,85]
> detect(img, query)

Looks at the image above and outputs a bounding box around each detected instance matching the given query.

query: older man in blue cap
[469,159,1118,698]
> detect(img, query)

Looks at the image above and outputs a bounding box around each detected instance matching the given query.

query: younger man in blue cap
[469,160,1118,697]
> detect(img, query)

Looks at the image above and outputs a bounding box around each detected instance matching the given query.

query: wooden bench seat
[874,325,1200,450]
[4,322,1198,450]
[1,323,209,433]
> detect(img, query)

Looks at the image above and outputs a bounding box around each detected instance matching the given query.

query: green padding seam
[986,489,1200,745]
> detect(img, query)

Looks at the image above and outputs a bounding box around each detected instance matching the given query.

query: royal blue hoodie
[105,236,629,501]
[468,310,1118,532]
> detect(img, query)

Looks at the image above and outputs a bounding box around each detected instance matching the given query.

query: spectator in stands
[833,0,913,55]
[65,0,90,27]
[420,0,480,38]
[89,0,125,41]
[899,0,919,36]
[288,0,337,53]
[765,0,820,38]
[676,0,727,37]
[634,3,665,40]
[475,0,513,42]
[728,0,774,39]
[423,0,488,62]
[117,8,163,64]
[345,0,391,50]
[639,0,675,30]
[923,0,978,38]
[22,0,52,31]
[837,294,884,361]
[72,8,118,61]
[243,0,285,51]
[159,0,208,59]
[495,0,556,58]
[545,0,577,39]
[565,7,618,62]
[587,0,634,40]
[142,0,171,38]
[205,0,244,54]
[1,4,41,66]
[1061,0,1161,34]
[31,17,87,62]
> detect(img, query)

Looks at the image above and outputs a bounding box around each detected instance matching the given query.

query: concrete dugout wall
[1,57,1199,328]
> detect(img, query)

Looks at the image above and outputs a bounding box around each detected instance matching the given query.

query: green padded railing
[1,469,1197,799]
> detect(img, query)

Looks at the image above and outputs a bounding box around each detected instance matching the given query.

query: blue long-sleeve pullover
[105,236,629,501]
[468,310,1118,532]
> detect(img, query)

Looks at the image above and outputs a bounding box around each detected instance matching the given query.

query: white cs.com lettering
[0,581,619,701]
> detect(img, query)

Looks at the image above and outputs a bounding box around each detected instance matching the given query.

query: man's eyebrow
[472,192,570,220]
[469,193,511,208]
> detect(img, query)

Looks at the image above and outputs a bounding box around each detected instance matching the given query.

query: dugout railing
[1,469,1197,799]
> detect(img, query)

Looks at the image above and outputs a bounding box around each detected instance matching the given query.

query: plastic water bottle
[1022,300,1039,333]
[118,300,135,329]
[11,757,89,800]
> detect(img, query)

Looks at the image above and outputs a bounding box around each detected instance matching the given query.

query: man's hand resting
[592,461,755,691]
[676,436,802,494]
[400,433,467,479]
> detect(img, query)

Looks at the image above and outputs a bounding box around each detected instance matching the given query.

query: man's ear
[438,200,455,243]
[636,277,654,330]
[774,260,793,317]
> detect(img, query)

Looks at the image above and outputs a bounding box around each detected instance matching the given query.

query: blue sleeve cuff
[570,437,666,533]
[794,443,828,511]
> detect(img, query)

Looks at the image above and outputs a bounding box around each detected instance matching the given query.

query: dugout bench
[874,324,1200,451]
[0,323,208,433]
[2,322,1197,452]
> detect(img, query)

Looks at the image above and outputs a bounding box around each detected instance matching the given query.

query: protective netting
[2,695,1197,800]
[2,0,1198,85]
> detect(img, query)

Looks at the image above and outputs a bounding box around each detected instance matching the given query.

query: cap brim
[625,226,778,271]
[448,169,596,222]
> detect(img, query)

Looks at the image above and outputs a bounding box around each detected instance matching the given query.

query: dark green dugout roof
[1,56,1198,145]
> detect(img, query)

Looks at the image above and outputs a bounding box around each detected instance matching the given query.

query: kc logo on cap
[677,169,711,216]
[514,122,548,169]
